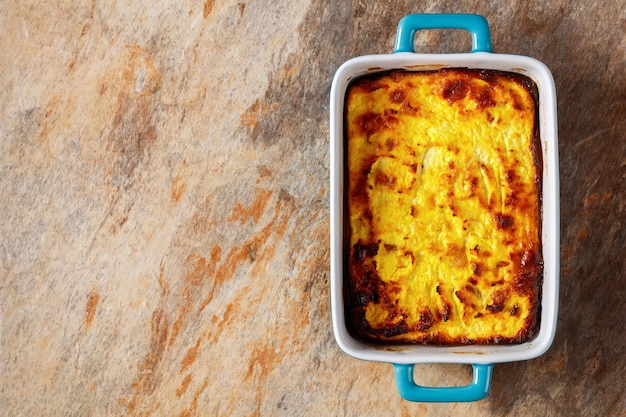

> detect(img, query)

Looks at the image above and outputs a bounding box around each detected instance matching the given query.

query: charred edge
[512,248,543,295]
[352,241,379,263]
[348,240,381,307]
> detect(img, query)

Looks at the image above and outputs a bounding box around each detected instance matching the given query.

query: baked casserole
[345,68,542,345]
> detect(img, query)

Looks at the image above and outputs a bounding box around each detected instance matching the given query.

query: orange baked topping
[345,69,542,344]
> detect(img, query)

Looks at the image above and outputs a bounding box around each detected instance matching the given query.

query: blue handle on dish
[393,363,494,402]
[394,14,493,53]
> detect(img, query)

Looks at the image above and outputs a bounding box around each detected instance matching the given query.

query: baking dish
[329,14,559,402]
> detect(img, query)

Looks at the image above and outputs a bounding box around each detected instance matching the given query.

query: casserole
[329,14,559,402]
[344,68,543,345]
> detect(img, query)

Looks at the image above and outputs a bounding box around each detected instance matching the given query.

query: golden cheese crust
[345,69,542,345]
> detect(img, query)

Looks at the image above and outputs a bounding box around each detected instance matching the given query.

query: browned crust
[344,68,543,346]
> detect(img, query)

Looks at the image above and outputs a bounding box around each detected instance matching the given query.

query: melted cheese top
[346,69,542,344]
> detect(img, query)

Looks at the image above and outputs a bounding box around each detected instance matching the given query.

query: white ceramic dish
[329,14,559,402]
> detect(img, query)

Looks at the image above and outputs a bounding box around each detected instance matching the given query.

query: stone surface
[0,0,624,416]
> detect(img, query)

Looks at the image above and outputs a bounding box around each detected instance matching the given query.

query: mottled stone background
[0,0,624,416]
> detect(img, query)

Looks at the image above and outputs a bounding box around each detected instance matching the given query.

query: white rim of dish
[329,52,559,365]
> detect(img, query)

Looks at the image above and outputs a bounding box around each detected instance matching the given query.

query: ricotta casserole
[345,68,542,345]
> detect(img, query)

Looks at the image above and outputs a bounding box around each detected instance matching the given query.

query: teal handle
[394,14,493,53]
[393,363,494,402]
